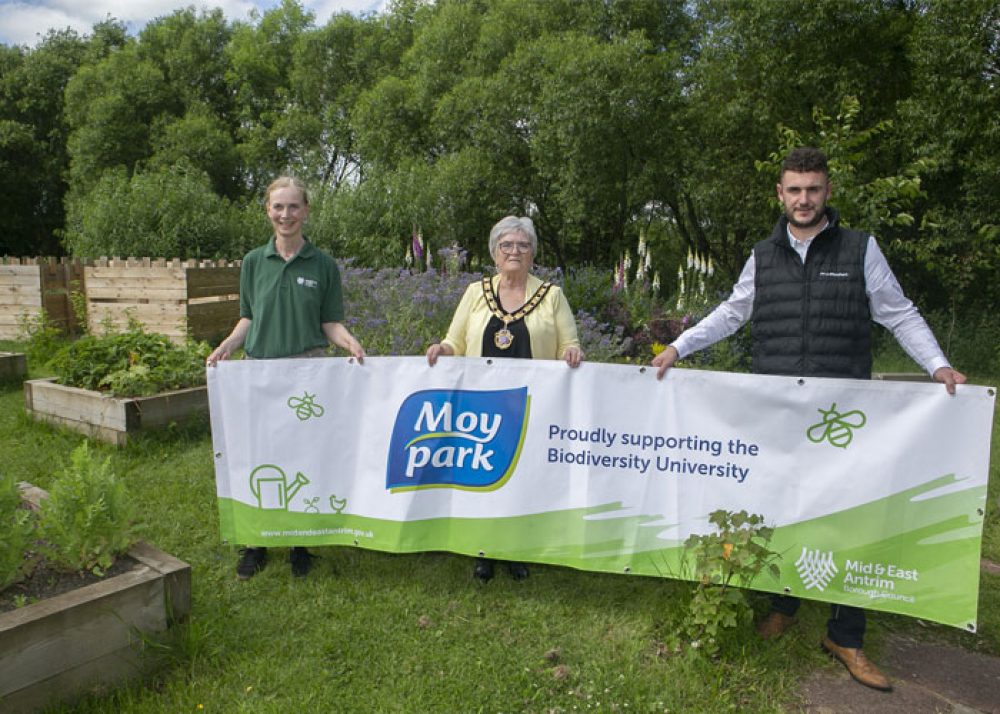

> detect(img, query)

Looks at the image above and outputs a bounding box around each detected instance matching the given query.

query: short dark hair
[781,147,828,177]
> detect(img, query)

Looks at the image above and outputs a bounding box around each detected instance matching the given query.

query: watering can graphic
[249,464,309,510]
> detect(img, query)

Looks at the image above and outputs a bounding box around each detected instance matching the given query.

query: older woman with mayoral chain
[426,215,584,583]
[207,176,366,581]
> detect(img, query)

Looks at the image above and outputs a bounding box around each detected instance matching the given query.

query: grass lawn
[2,346,997,714]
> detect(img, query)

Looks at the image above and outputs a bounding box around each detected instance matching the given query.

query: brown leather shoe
[821,637,892,692]
[756,612,796,641]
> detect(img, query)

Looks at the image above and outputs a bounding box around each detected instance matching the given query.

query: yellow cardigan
[441,274,580,359]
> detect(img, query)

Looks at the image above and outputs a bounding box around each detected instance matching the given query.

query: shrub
[63,164,263,260]
[39,443,138,575]
[680,509,780,655]
[47,317,209,396]
[0,475,36,590]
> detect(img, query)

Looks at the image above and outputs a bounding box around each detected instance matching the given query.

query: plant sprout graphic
[329,494,347,514]
[807,403,867,448]
[287,391,325,421]
[303,497,320,513]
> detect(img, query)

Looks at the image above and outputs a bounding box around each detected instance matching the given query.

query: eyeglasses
[498,241,532,255]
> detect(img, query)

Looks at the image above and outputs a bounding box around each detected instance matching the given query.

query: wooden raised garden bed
[23,377,208,445]
[0,484,191,713]
[0,352,27,383]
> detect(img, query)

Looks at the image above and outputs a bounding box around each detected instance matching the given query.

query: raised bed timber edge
[0,484,191,714]
[23,377,208,445]
[0,352,27,383]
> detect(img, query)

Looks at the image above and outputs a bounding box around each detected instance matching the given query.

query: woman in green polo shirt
[208,176,365,580]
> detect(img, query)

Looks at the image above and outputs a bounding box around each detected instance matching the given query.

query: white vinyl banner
[208,357,995,629]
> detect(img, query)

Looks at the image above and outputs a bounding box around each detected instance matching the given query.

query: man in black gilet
[652,147,966,692]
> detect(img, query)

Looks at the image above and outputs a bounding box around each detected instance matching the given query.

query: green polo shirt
[239,238,345,359]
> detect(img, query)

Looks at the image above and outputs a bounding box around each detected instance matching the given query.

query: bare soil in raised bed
[0,551,137,614]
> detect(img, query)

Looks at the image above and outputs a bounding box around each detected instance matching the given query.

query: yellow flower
[651,342,666,357]
[722,542,734,559]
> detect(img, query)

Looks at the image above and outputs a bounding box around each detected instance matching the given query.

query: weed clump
[39,443,139,575]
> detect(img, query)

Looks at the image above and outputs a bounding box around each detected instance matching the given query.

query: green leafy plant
[38,443,139,575]
[0,475,36,590]
[69,281,88,334]
[681,509,780,656]
[17,307,67,366]
[47,316,209,396]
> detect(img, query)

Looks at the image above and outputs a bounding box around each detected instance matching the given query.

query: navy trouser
[770,594,865,649]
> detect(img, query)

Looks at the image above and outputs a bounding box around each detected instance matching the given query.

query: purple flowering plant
[339,263,630,361]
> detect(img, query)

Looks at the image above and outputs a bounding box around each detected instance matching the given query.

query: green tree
[137,8,241,198]
[64,43,173,192]
[281,12,382,190]
[0,30,88,254]
[225,0,315,194]
[756,96,932,236]
[342,0,689,269]
[669,0,916,280]
[894,0,1000,317]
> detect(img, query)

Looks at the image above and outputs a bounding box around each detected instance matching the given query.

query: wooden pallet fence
[85,257,240,344]
[0,257,86,340]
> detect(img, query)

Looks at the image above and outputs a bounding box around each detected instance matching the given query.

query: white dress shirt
[671,224,951,376]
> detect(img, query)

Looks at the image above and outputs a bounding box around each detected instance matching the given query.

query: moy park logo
[385,387,531,492]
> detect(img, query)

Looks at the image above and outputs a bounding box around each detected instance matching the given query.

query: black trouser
[770,594,865,649]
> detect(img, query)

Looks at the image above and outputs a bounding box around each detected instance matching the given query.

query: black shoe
[473,557,494,583]
[236,547,267,580]
[507,562,529,580]
[290,547,313,578]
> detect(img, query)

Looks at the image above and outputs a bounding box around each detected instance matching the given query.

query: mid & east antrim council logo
[385,387,530,492]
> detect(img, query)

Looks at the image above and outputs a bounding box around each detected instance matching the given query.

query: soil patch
[0,553,138,614]
[983,558,1000,577]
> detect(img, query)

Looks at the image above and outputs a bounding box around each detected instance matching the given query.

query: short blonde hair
[266,176,309,207]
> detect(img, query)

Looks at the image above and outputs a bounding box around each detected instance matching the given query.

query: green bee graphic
[287,392,325,421]
[807,403,867,448]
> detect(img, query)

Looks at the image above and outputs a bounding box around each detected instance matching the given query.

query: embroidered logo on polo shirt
[296,277,318,288]
[818,272,850,278]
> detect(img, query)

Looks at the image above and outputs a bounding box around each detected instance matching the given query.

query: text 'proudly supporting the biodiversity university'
[545,425,760,484]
